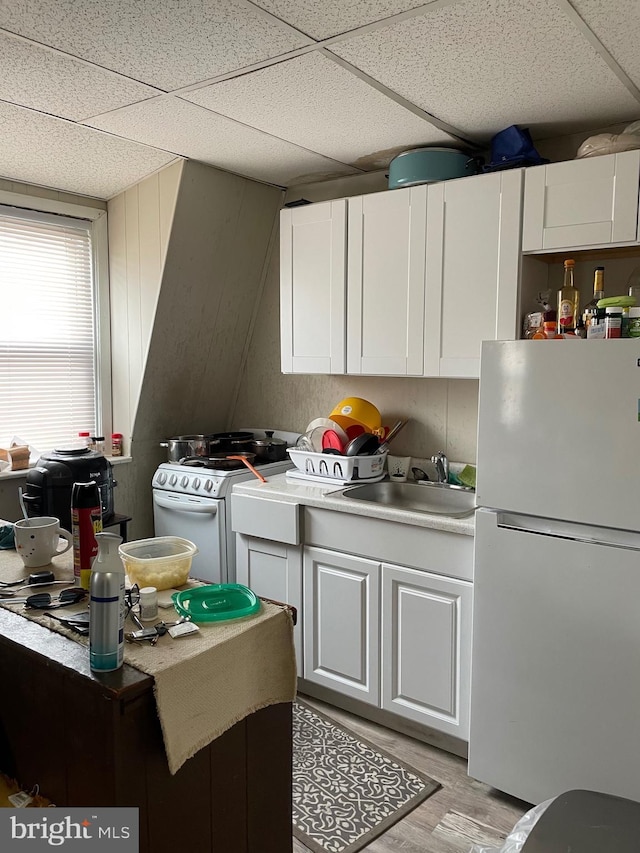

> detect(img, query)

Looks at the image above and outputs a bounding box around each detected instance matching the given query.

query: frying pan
[344,433,380,457]
[205,452,257,471]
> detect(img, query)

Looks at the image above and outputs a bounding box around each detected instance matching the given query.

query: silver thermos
[89,532,125,672]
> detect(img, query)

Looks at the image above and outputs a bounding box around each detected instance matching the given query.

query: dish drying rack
[286,448,387,485]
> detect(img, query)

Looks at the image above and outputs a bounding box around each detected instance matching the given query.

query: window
[0,199,111,455]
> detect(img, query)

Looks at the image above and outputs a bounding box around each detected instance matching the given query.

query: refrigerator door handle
[496,511,640,551]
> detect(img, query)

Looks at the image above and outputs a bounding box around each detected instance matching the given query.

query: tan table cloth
[0,543,297,774]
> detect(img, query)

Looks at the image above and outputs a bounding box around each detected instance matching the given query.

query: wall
[0,176,107,211]
[231,175,479,465]
[107,161,183,451]
[114,161,283,537]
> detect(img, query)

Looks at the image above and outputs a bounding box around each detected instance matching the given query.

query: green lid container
[172,584,260,623]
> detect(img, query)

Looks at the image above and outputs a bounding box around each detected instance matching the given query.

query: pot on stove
[160,435,209,462]
[208,431,254,454]
[251,431,288,463]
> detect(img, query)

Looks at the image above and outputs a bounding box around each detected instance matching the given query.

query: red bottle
[72,481,103,589]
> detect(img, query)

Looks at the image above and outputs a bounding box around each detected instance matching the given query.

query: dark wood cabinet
[0,608,292,853]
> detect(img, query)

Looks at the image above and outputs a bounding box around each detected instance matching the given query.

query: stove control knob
[193,478,201,490]
[169,474,178,486]
[157,472,167,485]
[204,479,214,492]
[181,476,189,488]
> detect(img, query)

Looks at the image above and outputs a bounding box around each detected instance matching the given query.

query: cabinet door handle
[153,494,217,514]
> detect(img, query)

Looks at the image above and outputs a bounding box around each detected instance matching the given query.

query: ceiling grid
[0,0,637,197]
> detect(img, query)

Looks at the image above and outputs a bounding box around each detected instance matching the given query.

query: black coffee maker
[23,447,115,531]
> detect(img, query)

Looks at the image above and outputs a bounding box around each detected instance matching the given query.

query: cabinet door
[381,563,472,739]
[280,200,346,374]
[425,170,522,378]
[303,546,380,705]
[236,535,303,675]
[347,187,427,376]
[522,150,640,252]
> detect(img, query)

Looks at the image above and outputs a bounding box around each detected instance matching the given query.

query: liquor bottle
[582,267,605,332]
[557,259,580,334]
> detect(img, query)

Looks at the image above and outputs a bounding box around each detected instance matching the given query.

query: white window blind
[0,206,97,453]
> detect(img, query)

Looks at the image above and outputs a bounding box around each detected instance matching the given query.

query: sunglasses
[16,587,88,610]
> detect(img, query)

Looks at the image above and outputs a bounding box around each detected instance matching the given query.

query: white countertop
[232,473,475,536]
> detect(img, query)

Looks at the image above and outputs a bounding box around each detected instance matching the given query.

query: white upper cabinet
[280,200,347,374]
[347,187,427,376]
[522,150,640,253]
[280,171,524,378]
[425,170,523,378]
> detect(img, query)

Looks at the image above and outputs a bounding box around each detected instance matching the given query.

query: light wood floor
[294,694,531,853]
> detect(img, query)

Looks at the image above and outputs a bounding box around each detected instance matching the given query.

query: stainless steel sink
[340,480,476,518]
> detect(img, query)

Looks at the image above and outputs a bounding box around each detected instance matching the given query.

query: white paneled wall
[107,161,183,450]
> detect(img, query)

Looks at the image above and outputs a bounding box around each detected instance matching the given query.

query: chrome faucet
[431,451,449,484]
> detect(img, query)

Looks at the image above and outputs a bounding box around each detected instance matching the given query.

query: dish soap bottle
[558,259,580,335]
[89,532,125,672]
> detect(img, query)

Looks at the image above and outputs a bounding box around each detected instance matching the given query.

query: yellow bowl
[328,397,382,433]
[118,536,198,591]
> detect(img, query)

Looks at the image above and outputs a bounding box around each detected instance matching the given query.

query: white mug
[14,516,73,568]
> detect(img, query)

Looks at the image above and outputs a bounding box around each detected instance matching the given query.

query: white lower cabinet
[233,492,474,742]
[236,534,303,675]
[381,563,472,739]
[303,547,380,705]
[303,545,472,739]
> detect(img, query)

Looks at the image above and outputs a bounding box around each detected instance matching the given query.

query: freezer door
[477,339,640,531]
[469,509,640,805]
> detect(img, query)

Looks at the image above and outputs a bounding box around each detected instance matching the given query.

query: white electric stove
[152,429,298,585]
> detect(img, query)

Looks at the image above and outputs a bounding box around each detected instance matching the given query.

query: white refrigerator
[469,339,640,806]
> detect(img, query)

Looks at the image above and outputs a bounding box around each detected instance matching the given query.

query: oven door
[152,489,227,585]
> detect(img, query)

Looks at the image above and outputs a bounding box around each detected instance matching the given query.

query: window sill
[0,456,132,480]
[0,468,30,480]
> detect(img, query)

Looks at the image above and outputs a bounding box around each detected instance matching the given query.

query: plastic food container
[287,448,387,482]
[118,536,197,591]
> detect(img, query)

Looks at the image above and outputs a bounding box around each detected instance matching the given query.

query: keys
[124,616,191,644]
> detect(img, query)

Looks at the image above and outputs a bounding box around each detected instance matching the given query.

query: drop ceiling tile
[185,52,457,170]
[0,101,176,199]
[85,96,359,186]
[254,0,435,39]
[0,32,158,121]
[331,0,640,138]
[570,0,640,91]
[0,0,311,91]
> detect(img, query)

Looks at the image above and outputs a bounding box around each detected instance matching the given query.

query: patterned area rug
[293,699,441,853]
